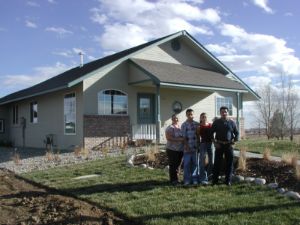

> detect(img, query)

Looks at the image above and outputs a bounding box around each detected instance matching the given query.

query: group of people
[165,106,239,186]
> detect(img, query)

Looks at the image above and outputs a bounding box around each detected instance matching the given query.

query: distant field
[236,134,300,157]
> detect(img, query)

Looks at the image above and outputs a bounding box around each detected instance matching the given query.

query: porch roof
[130,58,248,93]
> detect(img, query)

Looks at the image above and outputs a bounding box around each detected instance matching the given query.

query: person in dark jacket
[211,106,239,186]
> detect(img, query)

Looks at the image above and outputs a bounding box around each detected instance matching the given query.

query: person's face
[186,111,194,121]
[200,114,207,123]
[220,109,228,119]
[172,116,179,124]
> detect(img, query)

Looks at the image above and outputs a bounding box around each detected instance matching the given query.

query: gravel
[0,147,138,174]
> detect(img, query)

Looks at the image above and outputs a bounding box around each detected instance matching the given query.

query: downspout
[156,84,161,144]
[236,92,240,134]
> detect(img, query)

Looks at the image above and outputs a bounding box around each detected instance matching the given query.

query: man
[181,109,199,185]
[211,106,239,186]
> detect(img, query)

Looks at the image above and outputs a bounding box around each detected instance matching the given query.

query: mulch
[133,151,300,193]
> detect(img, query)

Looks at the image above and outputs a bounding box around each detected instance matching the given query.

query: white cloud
[48,0,56,4]
[284,12,293,17]
[218,23,300,76]
[0,62,70,97]
[52,50,73,58]
[250,0,274,14]
[25,20,37,28]
[27,1,39,7]
[205,43,236,55]
[0,27,6,32]
[91,0,220,51]
[45,27,73,36]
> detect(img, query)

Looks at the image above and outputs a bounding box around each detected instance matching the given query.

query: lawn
[235,136,300,157]
[23,156,300,225]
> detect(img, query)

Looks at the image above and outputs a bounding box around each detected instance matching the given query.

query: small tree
[255,84,277,139]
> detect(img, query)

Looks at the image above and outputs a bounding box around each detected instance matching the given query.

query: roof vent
[79,52,84,67]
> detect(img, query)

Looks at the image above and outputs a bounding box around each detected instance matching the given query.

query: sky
[1,0,300,128]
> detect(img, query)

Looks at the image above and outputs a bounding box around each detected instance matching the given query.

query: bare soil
[134,151,300,192]
[0,169,135,225]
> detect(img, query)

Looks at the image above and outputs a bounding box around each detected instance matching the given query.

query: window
[216,97,233,116]
[13,105,18,124]
[30,101,38,123]
[98,90,128,115]
[64,93,76,134]
[0,119,4,133]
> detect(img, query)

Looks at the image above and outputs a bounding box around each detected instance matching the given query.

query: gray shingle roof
[130,58,247,91]
[0,32,176,105]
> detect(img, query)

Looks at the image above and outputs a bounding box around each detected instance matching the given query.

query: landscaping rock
[254,178,266,185]
[140,164,147,168]
[277,188,286,194]
[267,183,278,189]
[232,175,244,182]
[284,191,300,200]
[245,177,255,182]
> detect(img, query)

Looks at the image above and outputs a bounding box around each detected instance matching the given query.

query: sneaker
[184,182,190,186]
[201,181,209,185]
[193,181,198,185]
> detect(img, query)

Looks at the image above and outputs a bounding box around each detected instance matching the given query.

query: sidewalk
[233,149,300,165]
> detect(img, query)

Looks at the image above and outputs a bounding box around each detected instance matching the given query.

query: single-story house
[0,30,259,150]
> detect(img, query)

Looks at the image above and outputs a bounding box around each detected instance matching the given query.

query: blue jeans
[183,151,198,184]
[199,142,213,182]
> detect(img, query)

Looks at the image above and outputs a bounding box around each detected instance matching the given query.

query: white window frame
[64,92,76,135]
[30,101,38,124]
[98,89,128,116]
[215,96,233,116]
[0,119,4,133]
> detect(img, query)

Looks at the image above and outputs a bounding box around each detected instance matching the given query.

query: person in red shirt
[197,112,213,184]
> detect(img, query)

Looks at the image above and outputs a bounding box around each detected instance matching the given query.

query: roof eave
[160,82,248,93]
[0,85,68,105]
[182,31,260,100]
[68,31,185,88]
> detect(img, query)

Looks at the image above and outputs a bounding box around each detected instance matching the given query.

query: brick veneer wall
[84,115,130,150]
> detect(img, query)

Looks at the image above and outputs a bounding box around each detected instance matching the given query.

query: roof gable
[0,30,259,105]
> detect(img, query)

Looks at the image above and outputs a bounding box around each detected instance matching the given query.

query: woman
[197,112,213,184]
[165,114,184,185]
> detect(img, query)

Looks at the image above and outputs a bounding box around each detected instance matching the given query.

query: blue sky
[1,0,300,128]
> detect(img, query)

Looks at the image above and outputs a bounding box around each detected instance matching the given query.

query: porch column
[156,84,161,143]
[236,92,240,134]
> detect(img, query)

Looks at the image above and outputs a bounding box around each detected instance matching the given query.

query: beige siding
[83,62,156,126]
[134,36,217,70]
[0,105,9,141]
[8,84,83,149]
[160,88,216,142]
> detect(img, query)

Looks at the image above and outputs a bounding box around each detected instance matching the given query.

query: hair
[186,108,193,115]
[200,112,206,124]
[219,106,229,112]
[171,114,178,119]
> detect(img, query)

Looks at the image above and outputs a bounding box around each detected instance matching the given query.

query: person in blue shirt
[181,109,199,185]
[211,106,239,186]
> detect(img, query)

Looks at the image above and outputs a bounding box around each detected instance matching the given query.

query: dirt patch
[0,169,134,225]
[134,151,300,193]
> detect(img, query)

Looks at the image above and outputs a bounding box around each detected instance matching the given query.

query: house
[0,30,259,150]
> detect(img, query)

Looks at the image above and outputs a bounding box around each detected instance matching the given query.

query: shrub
[237,147,247,171]
[263,147,272,161]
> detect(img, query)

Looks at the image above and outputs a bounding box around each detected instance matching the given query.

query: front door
[137,93,155,124]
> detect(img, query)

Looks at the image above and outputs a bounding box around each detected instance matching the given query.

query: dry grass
[281,152,299,165]
[263,147,272,161]
[12,153,21,165]
[281,152,300,180]
[73,146,89,159]
[45,149,61,162]
[101,146,110,157]
[237,147,247,171]
[145,144,159,163]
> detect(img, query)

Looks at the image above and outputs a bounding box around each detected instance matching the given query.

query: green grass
[23,156,300,225]
[236,137,300,157]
